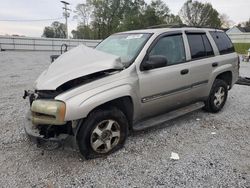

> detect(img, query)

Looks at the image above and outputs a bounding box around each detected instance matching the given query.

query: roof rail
[146,24,187,29]
[146,24,225,30]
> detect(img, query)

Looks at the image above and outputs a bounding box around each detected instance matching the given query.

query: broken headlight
[31,100,66,125]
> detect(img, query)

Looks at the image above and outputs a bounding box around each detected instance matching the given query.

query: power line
[0,17,64,22]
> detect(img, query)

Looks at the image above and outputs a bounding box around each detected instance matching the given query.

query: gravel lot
[0,51,250,187]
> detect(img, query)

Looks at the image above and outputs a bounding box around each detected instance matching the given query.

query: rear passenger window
[187,33,214,59]
[209,31,235,54]
[202,35,214,56]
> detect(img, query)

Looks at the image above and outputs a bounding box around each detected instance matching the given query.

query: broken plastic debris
[170,152,180,160]
[196,118,201,121]
[211,132,216,135]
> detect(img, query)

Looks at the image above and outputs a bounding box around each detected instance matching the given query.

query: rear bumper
[24,111,73,150]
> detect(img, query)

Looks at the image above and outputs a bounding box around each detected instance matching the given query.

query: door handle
[180,69,189,75]
[212,62,218,67]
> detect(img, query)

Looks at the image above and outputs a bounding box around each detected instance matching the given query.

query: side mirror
[142,55,167,71]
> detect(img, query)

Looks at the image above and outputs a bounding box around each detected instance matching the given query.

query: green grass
[233,43,250,54]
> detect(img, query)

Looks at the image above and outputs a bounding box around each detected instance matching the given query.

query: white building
[226,26,250,34]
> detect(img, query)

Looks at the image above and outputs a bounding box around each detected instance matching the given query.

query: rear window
[187,33,214,59]
[209,31,235,54]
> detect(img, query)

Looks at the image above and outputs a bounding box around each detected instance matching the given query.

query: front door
[137,32,196,119]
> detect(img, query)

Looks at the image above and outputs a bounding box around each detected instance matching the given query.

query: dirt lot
[0,51,250,187]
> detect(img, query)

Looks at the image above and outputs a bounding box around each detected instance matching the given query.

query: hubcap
[90,120,121,153]
[214,87,225,107]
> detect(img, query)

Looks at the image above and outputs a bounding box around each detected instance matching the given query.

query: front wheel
[204,79,228,113]
[77,107,128,159]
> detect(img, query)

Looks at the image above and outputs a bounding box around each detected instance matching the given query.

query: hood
[35,45,123,90]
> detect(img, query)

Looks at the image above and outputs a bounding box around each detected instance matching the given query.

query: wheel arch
[86,96,134,130]
[215,71,233,89]
[75,96,134,144]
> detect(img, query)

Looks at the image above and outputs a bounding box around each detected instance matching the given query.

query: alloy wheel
[90,120,121,153]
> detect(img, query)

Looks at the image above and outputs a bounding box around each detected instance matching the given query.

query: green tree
[150,0,170,22]
[72,25,94,39]
[88,0,127,39]
[73,2,92,26]
[42,21,66,38]
[165,14,183,25]
[179,0,222,27]
[119,0,146,31]
[73,0,181,39]
[42,27,54,38]
[138,0,170,28]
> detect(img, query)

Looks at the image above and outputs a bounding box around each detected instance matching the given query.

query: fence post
[12,38,15,50]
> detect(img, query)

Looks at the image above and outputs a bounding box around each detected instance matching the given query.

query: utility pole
[60,1,70,39]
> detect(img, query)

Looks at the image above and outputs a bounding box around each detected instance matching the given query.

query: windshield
[96,33,151,64]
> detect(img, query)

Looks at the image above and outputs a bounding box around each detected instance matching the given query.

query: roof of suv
[120,27,224,35]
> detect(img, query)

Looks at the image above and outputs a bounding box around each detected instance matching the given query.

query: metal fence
[0,36,101,51]
[1,33,249,52]
[227,33,250,43]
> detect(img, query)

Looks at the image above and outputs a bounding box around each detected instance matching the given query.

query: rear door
[183,30,217,100]
[209,31,239,85]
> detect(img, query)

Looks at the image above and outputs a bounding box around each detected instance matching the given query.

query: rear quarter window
[209,31,235,55]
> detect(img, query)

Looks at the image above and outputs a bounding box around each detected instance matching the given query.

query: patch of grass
[233,43,250,54]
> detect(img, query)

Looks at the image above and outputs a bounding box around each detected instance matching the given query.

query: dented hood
[35,45,123,90]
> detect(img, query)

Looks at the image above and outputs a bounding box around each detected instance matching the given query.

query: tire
[204,79,228,113]
[77,107,128,159]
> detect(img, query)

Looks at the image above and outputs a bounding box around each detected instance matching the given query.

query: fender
[208,64,233,89]
[58,84,140,121]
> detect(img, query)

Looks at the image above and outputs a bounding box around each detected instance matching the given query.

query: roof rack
[146,24,187,29]
[146,24,224,30]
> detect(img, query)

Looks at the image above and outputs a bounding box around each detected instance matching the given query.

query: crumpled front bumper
[24,111,72,150]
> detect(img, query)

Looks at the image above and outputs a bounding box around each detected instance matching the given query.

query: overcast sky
[0,0,249,37]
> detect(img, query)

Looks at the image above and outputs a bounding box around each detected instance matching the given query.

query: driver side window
[150,35,186,66]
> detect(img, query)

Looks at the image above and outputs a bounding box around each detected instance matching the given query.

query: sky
[0,0,249,37]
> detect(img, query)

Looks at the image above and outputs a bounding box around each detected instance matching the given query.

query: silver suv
[24,27,239,159]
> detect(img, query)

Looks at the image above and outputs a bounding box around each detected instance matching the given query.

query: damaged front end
[23,90,76,150]
[23,69,118,149]
[23,45,124,150]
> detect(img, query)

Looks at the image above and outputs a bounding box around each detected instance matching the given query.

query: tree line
[42,0,250,39]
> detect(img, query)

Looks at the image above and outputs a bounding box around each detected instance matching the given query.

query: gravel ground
[0,51,250,188]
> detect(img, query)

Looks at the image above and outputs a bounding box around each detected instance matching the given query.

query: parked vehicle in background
[24,27,239,159]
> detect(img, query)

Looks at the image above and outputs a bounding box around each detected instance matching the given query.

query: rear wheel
[204,79,228,113]
[77,107,128,159]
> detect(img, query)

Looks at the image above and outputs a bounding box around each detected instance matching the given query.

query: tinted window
[187,34,206,59]
[202,35,214,56]
[209,31,235,54]
[187,34,214,59]
[149,35,186,66]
